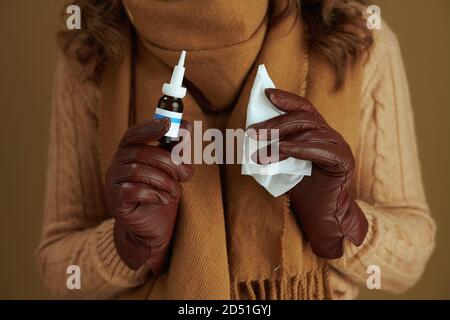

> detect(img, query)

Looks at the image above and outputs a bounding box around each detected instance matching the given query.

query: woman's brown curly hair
[59,0,373,89]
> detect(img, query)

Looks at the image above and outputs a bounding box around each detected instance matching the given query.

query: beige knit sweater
[36,25,436,299]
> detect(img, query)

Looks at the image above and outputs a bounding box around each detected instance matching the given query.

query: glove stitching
[120,157,189,181]
[115,176,178,198]
[252,119,327,138]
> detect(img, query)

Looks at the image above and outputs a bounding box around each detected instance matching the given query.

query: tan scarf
[125,0,270,112]
[99,0,363,300]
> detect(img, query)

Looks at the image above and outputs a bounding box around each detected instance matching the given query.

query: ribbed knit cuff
[92,219,151,288]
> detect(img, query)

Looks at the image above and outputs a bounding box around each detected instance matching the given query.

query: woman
[36,0,436,299]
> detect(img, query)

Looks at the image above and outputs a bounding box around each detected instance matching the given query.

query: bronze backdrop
[0,0,449,299]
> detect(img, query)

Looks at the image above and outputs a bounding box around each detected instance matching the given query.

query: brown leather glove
[248,88,368,259]
[105,118,193,274]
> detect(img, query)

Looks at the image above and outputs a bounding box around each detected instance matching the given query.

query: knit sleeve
[35,55,150,298]
[329,26,436,294]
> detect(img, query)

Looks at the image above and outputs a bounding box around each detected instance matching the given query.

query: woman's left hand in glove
[247,88,369,259]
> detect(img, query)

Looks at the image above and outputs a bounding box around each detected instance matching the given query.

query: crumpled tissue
[241,64,312,197]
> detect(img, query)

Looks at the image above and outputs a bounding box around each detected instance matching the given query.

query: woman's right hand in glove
[105,118,193,274]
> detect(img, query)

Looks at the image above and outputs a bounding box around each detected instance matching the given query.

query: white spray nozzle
[178,50,186,66]
[162,50,187,99]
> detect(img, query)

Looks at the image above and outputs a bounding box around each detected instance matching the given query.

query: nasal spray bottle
[154,50,187,149]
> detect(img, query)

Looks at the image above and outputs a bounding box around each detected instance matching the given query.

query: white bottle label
[154,107,183,138]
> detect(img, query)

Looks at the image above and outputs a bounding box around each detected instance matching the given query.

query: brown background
[0,0,449,299]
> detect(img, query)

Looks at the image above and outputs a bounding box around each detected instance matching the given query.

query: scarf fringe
[232,267,332,300]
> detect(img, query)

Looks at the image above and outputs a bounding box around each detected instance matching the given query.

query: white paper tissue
[241,65,312,197]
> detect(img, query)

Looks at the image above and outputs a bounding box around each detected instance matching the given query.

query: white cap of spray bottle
[162,50,187,99]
